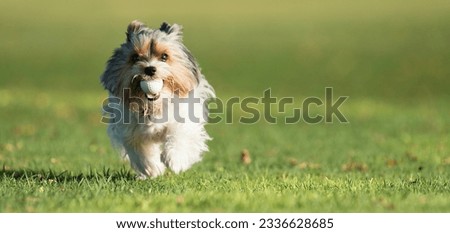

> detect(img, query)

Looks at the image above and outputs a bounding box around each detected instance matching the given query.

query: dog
[100,20,215,178]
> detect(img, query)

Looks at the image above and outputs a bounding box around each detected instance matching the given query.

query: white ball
[140,79,163,95]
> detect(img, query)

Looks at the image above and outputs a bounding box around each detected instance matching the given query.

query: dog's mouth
[146,93,160,101]
[132,75,163,102]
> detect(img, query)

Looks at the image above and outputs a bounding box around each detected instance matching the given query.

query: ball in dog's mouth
[140,79,163,101]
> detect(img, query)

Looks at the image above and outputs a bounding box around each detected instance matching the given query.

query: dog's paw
[162,151,202,174]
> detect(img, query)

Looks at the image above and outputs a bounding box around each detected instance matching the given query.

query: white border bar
[0,213,448,233]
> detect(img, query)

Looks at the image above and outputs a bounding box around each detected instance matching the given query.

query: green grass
[1,0,449,212]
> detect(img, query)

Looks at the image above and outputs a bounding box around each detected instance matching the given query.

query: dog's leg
[162,123,210,174]
[125,143,166,178]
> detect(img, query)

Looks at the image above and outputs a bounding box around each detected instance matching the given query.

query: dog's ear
[159,22,183,38]
[126,20,146,42]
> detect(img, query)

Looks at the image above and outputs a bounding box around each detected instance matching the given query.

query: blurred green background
[0,0,449,212]
[1,0,449,98]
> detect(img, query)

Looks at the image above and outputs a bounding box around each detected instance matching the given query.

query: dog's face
[101,20,199,116]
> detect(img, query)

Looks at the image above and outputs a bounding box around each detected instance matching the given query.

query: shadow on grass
[0,166,137,183]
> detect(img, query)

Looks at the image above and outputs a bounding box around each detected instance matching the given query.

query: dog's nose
[144,66,157,76]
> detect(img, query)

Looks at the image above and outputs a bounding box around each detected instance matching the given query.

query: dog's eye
[131,54,140,63]
[161,53,168,62]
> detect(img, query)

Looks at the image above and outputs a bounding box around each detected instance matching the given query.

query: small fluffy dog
[100,20,215,178]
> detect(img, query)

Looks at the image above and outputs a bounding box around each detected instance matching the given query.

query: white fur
[106,79,214,179]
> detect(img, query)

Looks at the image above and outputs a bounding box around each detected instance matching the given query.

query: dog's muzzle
[134,74,163,101]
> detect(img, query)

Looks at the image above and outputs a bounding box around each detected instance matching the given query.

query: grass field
[0,0,449,212]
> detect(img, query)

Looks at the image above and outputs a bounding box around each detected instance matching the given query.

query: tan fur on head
[163,68,197,97]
